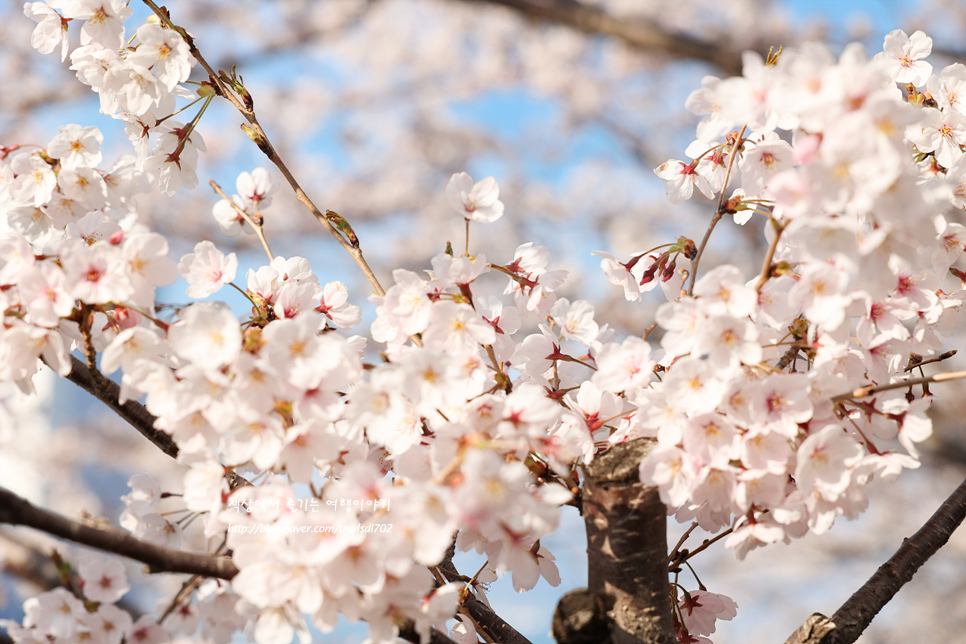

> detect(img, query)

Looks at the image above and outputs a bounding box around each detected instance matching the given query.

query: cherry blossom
[445,172,505,223]
[177,240,238,299]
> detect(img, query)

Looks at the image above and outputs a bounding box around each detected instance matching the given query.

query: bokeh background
[3,0,966,643]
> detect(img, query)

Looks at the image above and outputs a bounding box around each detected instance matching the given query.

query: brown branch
[51,355,248,490]
[460,0,744,76]
[437,547,535,644]
[56,355,178,459]
[397,619,460,644]
[784,473,966,644]
[0,487,238,580]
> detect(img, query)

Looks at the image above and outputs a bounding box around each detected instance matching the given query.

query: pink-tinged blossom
[24,2,69,61]
[103,62,163,116]
[549,298,598,346]
[662,356,727,415]
[749,373,813,437]
[685,75,734,142]
[9,154,57,207]
[656,298,703,358]
[591,251,641,301]
[876,29,933,85]
[787,263,852,331]
[167,302,241,371]
[897,398,932,458]
[17,261,75,327]
[23,588,86,639]
[236,168,278,209]
[592,336,654,393]
[510,326,562,378]
[907,108,966,168]
[693,314,762,373]
[716,50,790,134]
[639,445,696,507]
[0,232,36,284]
[100,327,165,375]
[724,515,787,560]
[422,300,495,355]
[78,556,130,604]
[142,121,206,195]
[262,312,345,388]
[694,264,757,318]
[654,159,714,204]
[684,413,739,466]
[127,23,193,91]
[47,124,103,170]
[316,281,362,330]
[127,616,170,644]
[446,172,505,223]
[212,195,251,237]
[120,473,161,516]
[178,240,238,299]
[795,425,864,501]
[740,429,792,474]
[734,470,787,512]
[678,590,737,637]
[738,134,794,195]
[122,232,178,306]
[64,210,121,246]
[927,63,966,116]
[382,269,433,335]
[58,167,107,209]
[62,0,133,49]
[62,242,133,304]
[275,280,324,318]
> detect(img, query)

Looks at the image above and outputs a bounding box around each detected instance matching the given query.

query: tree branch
[0,487,238,580]
[52,355,248,490]
[459,0,745,76]
[437,545,535,644]
[784,473,966,644]
[59,355,177,458]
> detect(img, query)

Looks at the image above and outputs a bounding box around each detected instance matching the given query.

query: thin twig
[904,350,957,372]
[668,527,733,572]
[667,521,699,564]
[688,125,747,295]
[208,180,274,261]
[831,370,966,403]
[142,0,387,297]
[754,220,784,291]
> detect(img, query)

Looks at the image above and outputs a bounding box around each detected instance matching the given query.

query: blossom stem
[688,124,746,295]
[667,521,699,564]
[669,527,734,571]
[208,179,275,261]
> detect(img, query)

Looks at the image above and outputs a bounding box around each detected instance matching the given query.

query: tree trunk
[581,439,675,644]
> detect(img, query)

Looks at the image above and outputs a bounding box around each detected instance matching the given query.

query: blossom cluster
[0,552,246,644]
[3,3,966,644]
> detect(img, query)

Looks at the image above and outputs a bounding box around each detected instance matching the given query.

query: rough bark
[577,439,675,644]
